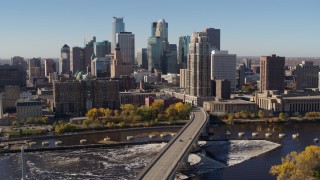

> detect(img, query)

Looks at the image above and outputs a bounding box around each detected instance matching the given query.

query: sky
[0,0,319,59]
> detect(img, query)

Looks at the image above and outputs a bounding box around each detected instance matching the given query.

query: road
[139,108,208,180]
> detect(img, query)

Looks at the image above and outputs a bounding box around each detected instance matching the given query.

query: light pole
[21,145,26,180]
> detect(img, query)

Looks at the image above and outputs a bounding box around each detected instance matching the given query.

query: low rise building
[203,99,258,114]
[119,92,156,106]
[16,99,42,122]
[255,90,320,113]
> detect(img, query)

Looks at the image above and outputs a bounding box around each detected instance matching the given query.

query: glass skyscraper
[112,17,125,51]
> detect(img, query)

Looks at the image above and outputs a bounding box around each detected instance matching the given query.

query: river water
[0,122,320,179]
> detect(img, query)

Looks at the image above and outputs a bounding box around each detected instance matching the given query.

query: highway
[137,108,208,180]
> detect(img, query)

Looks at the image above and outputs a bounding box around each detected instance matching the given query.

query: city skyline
[0,0,319,58]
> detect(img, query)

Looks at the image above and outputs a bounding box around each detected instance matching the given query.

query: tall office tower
[148,19,177,74]
[60,44,70,74]
[137,48,148,69]
[243,58,252,71]
[188,32,211,97]
[70,47,85,74]
[294,61,319,90]
[28,58,42,80]
[116,32,135,64]
[237,65,246,89]
[91,56,112,78]
[94,41,111,58]
[165,44,177,74]
[155,19,168,44]
[211,50,237,89]
[147,36,163,71]
[44,59,56,76]
[112,17,125,51]
[84,47,94,72]
[180,69,188,88]
[211,79,231,99]
[111,45,133,78]
[11,56,26,66]
[0,65,26,89]
[201,28,220,50]
[260,54,285,92]
[178,35,191,69]
[84,36,96,48]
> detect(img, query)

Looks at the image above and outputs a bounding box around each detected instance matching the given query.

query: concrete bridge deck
[136,108,208,180]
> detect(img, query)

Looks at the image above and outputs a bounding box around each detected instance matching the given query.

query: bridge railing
[135,108,208,180]
[168,108,209,179]
[135,108,197,180]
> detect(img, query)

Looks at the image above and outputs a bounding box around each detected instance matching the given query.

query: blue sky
[0,0,319,58]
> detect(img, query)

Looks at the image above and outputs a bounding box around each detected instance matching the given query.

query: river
[0,122,320,179]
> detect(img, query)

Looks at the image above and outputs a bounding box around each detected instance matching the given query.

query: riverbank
[220,117,320,124]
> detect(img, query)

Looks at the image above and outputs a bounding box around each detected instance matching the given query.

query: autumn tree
[270,145,320,179]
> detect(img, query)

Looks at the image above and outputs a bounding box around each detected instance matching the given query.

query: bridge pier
[177,155,190,171]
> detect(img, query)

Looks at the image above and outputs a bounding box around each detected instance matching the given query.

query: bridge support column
[190,136,200,153]
[177,155,190,171]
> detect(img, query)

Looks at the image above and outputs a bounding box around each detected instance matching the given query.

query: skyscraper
[70,47,85,74]
[111,45,133,78]
[116,32,135,64]
[84,36,96,48]
[60,44,70,74]
[112,17,125,51]
[28,58,42,80]
[44,59,57,77]
[137,48,148,69]
[211,50,237,89]
[188,32,211,97]
[260,54,285,92]
[94,41,111,58]
[91,56,112,78]
[201,28,220,50]
[294,61,319,90]
[147,19,177,74]
[178,35,190,69]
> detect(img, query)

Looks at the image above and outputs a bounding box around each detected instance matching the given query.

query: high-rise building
[188,32,211,97]
[11,56,26,67]
[237,65,246,89]
[0,65,26,89]
[70,47,85,74]
[165,44,177,74]
[147,19,177,74]
[84,36,96,48]
[60,44,70,74]
[44,59,57,77]
[91,56,112,78]
[84,47,93,72]
[243,58,252,71]
[111,45,133,78]
[178,35,190,69]
[211,50,237,89]
[53,79,119,116]
[147,36,163,71]
[112,17,125,51]
[211,79,231,99]
[28,58,42,80]
[116,32,135,64]
[137,48,148,69]
[180,69,188,88]
[260,54,285,92]
[94,41,111,58]
[294,61,319,90]
[201,28,220,50]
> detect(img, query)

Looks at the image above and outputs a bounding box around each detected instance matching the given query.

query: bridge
[136,108,209,180]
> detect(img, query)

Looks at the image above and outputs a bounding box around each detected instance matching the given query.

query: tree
[151,101,164,112]
[270,145,320,179]
[12,120,20,126]
[258,110,266,118]
[41,117,49,124]
[165,105,178,119]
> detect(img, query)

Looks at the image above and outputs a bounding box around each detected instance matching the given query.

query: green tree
[12,120,20,126]
[41,117,49,124]
[258,110,266,118]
